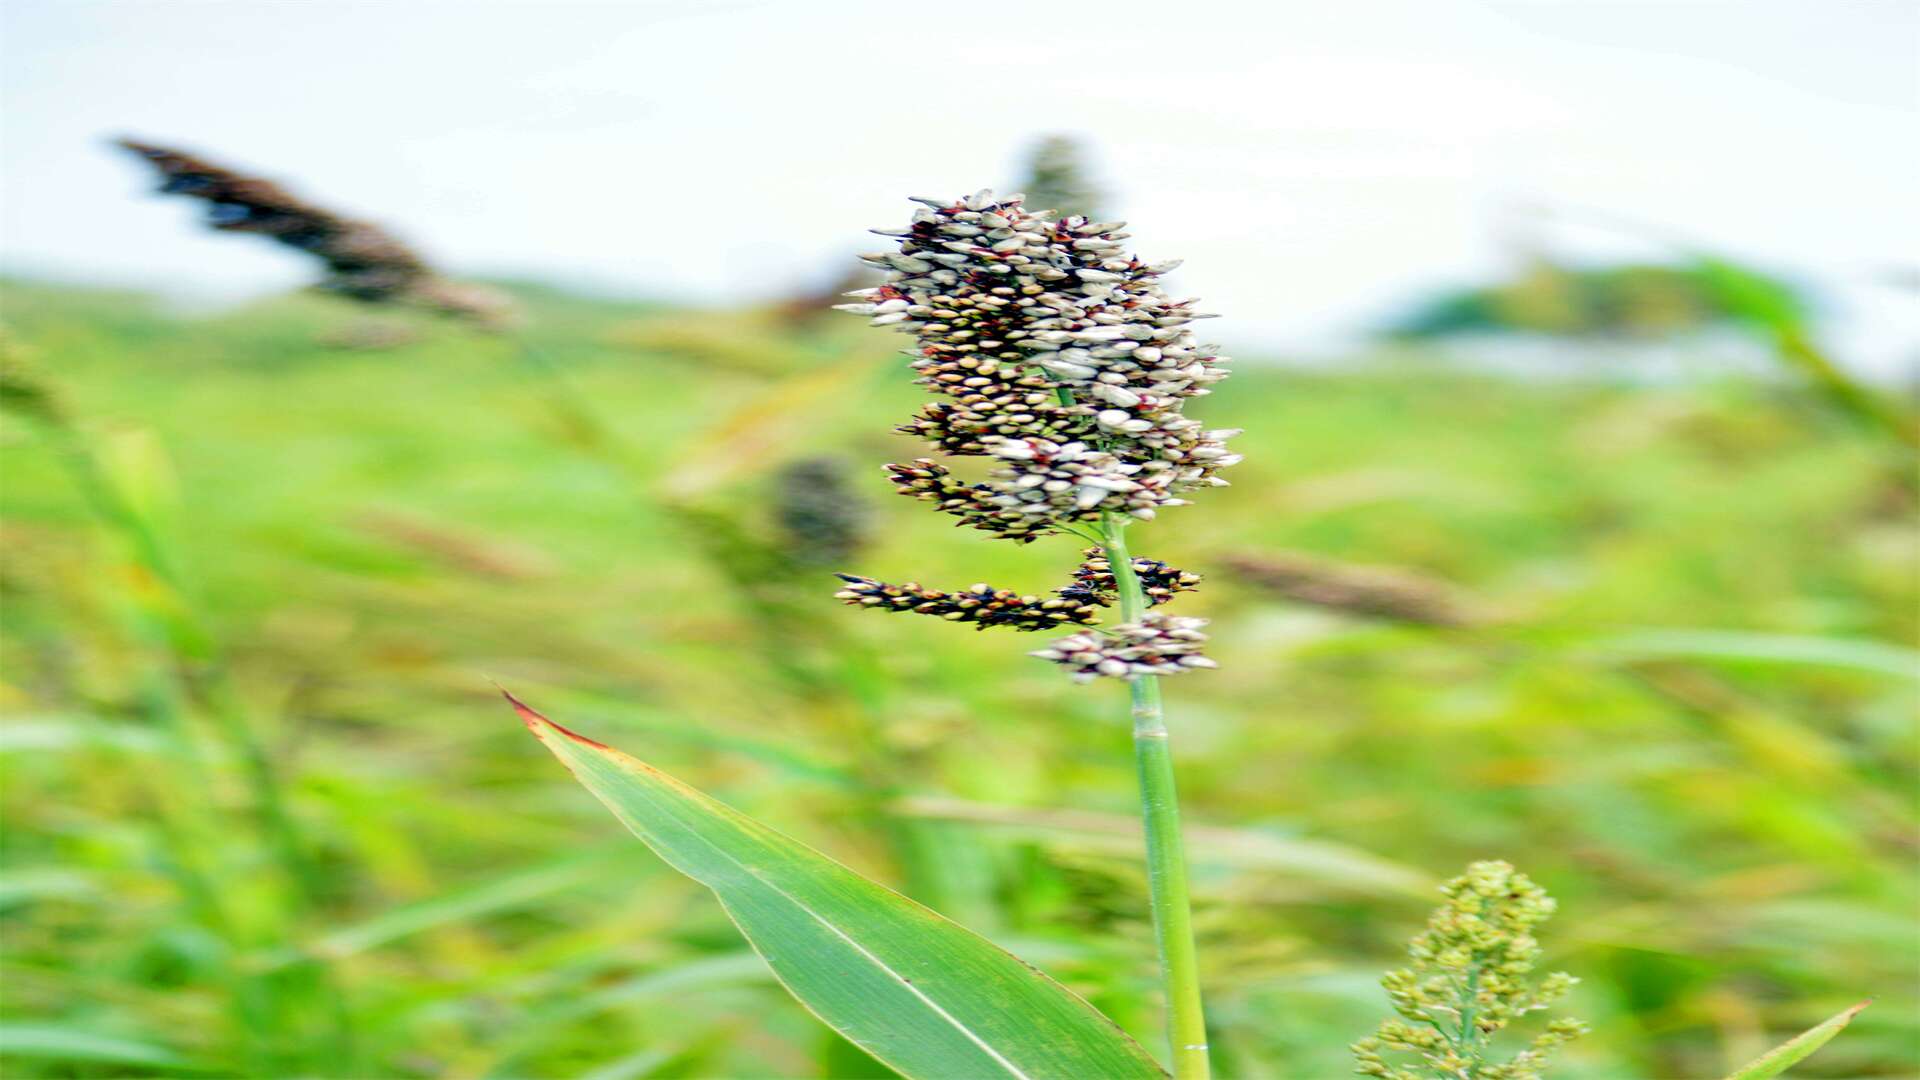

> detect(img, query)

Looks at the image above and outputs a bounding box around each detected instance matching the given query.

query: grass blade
[1725,1001,1870,1080]
[294,844,641,963]
[0,1024,193,1070]
[1592,630,1920,681]
[510,691,1167,1080]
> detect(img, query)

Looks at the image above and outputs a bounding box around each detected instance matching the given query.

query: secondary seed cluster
[1029,613,1216,683]
[117,138,516,329]
[833,550,1201,637]
[836,190,1233,681]
[833,575,1105,632]
[1062,549,1202,607]
[837,189,1239,542]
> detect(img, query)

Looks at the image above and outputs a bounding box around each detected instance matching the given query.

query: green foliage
[1,278,1913,1077]
[515,693,1166,1080]
[1353,862,1585,1079]
[1386,260,1809,341]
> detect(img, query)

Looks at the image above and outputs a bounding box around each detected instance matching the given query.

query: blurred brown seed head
[116,137,519,331]
[773,457,871,567]
[1223,550,1479,627]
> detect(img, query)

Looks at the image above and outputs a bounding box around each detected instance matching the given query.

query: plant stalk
[1100,511,1210,1079]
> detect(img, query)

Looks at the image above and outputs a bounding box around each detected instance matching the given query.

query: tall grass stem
[1101,511,1210,1079]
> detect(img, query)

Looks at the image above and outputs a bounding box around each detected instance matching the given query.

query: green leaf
[510,692,1166,1080]
[288,843,643,964]
[0,1023,191,1070]
[1725,1001,1870,1080]
[1591,630,1920,682]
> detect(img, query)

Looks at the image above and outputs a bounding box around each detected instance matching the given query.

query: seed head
[841,189,1237,541]
[836,190,1231,681]
[1224,551,1478,627]
[116,137,518,330]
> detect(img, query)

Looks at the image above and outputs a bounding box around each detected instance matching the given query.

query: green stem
[1100,511,1210,1080]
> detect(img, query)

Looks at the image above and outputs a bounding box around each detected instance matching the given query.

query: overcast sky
[3,0,1915,370]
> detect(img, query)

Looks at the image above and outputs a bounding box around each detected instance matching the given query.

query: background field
[1,274,1914,1078]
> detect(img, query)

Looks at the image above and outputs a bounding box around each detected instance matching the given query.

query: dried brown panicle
[116,137,518,330]
[1223,550,1478,627]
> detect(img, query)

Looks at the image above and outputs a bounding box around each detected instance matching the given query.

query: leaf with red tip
[510,692,1166,1080]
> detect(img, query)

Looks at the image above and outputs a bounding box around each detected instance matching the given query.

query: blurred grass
[0,276,1914,1077]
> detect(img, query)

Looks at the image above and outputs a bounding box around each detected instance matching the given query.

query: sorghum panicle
[836,190,1235,681]
[838,189,1238,539]
[1352,861,1587,1080]
[117,138,517,329]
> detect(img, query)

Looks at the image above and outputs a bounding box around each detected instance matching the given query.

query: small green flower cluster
[1353,861,1586,1080]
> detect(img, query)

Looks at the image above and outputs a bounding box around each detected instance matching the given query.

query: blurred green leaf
[893,795,1432,898]
[1592,630,1920,681]
[1724,1000,1869,1080]
[512,693,1168,1080]
[578,1046,676,1080]
[0,868,96,910]
[0,1024,193,1070]
[291,844,642,963]
[0,716,169,755]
